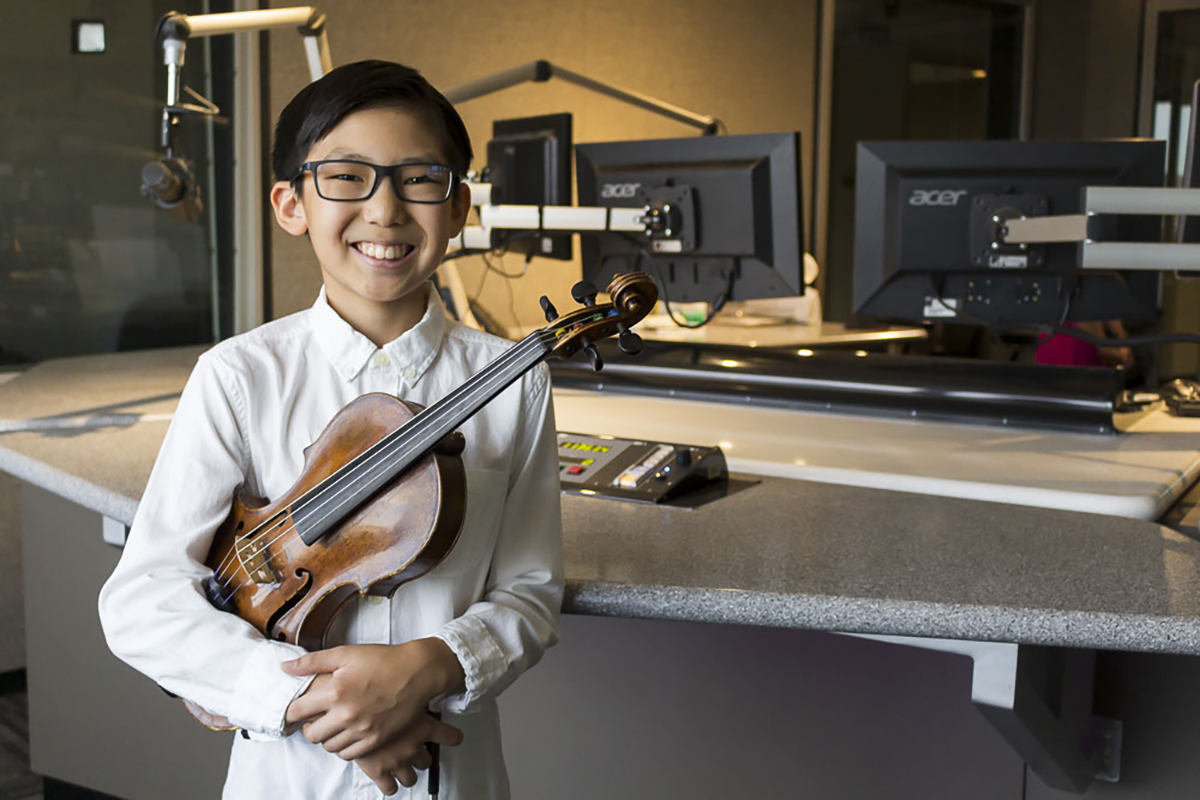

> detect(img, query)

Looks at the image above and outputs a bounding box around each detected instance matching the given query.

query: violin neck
[292,330,554,545]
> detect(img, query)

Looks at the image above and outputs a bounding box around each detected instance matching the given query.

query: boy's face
[271,105,469,322]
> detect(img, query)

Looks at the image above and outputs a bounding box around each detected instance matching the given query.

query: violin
[183,273,657,730]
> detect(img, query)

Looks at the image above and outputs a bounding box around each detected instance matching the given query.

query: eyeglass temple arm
[442,60,721,136]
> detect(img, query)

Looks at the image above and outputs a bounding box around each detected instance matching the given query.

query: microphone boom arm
[154,7,332,152]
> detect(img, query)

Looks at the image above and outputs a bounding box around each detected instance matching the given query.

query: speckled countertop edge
[564,581,1200,656]
[0,444,138,525]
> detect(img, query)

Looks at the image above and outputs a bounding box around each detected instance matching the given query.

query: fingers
[357,753,418,795]
[284,673,335,724]
[302,713,352,747]
[363,765,399,796]
[321,728,374,758]
[282,647,346,677]
[335,734,381,762]
[409,744,433,772]
[428,718,464,747]
[393,766,418,789]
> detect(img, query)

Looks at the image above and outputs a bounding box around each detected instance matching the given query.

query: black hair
[272,60,473,184]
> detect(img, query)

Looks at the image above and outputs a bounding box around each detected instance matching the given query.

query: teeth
[357,242,412,261]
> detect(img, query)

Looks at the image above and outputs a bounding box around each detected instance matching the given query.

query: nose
[360,181,409,227]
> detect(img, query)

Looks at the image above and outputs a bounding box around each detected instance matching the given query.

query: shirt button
[364,596,385,606]
[374,352,391,368]
[404,367,417,381]
[342,366,355,379]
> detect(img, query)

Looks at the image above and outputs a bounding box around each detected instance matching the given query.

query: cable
[452,236,540,334]
[480,248,525,329]
[617,233,734,328]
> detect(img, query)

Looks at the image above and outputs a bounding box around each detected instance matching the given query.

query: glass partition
[1142,1,1200,379]
[822,0,1028,324]
[0,1,233,367]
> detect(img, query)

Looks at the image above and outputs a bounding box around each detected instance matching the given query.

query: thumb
[281,647,345,676]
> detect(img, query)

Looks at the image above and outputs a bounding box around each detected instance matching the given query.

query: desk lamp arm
[443,59,721,136]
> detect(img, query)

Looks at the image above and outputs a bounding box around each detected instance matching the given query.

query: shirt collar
[309,283,447,385]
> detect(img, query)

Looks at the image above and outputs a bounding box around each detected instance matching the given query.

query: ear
[447,181,471,238]
[270,181,309,236]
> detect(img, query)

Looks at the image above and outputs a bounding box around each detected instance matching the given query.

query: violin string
[212,332,549,596]
[211,331,555,590]
[210,332,545,588]
[211,332,548,589]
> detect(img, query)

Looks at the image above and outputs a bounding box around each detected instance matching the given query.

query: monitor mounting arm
[448,182,679,252]
[444,60,722,136]
[996,186,1200,272]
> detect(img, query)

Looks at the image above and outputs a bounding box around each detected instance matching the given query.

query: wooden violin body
[185,393,466,730]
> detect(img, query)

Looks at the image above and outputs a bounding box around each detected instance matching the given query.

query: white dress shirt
[98,284,564,800]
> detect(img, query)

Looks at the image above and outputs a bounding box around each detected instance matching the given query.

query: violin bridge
[238,536,280,585]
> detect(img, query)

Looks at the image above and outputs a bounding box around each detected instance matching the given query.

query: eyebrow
[322,149,444,164]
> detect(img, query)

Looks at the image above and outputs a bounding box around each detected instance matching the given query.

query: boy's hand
[353,715,463,796]
[282,638,465,760]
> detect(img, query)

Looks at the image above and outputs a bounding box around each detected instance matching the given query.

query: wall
[266,0,819,331]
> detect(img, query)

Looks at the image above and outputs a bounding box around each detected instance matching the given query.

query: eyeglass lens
[313,162,453,202]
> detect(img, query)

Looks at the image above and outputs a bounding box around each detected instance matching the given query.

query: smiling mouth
[353,242,416,263]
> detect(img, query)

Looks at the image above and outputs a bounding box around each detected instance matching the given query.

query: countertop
[554,389,1200,520]
[4,347,1200,655]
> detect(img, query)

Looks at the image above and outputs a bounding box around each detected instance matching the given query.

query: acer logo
[601,182,642,199]
[909,189,969,207]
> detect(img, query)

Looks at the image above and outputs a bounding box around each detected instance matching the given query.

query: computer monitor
[853,139,1165,326]
[575,131,804,305]
[486,113,573,260]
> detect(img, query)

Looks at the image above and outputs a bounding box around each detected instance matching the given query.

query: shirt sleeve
[97,350,313,737]
[434,364,564,713]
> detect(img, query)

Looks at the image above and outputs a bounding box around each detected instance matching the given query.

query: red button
[567,465,585,475]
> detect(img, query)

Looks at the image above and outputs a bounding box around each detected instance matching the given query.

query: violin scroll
[542,272,657,363]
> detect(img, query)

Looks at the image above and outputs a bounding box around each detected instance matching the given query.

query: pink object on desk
[1036,326,1104,367]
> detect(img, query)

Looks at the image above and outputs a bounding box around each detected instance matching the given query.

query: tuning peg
[539,295,558,323]
[571,280,599,307]
[617,326,643,356]
[579,336,604,372]
[584,345,604,372]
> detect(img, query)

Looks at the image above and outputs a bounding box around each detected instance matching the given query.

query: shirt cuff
[432,615,507,714]
[229,639,314,738]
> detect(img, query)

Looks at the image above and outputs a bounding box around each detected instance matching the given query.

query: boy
[99,60,564,799]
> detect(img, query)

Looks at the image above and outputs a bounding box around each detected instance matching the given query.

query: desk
[555,389,1200,520]
[4,348,1200,798]
[509,316,928,352]
[634,314,928,352]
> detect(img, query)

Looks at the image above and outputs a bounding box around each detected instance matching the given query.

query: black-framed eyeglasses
[295,159,459,204]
